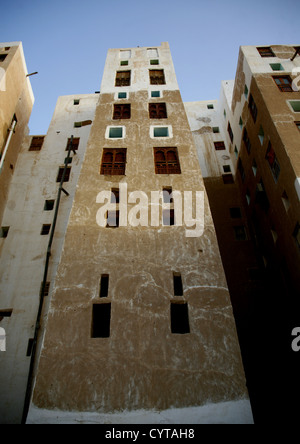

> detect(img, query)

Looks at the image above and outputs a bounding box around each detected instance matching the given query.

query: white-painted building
[0,93,98,423]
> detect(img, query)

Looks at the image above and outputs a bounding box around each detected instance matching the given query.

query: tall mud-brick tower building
[26,42,252,423]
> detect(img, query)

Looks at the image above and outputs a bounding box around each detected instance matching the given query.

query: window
[153,127,169,137]
[111,188,120,203]
[246,189,251,205]
[66,137,80,151]
[26,339,34,357]
[154,148,181,174]
[40,282,50,297]
[252,158,258,176]
[227,122,233,142]
[73,99,80,105]
[213,127,220,133]
[149,103,167,119]
[108,127,124,138]
[100,149,127,175]
[120,60,128,66]
[223,165,231,173]
[149,69,166,85]
[151,91,161,98]
[91,304,111,338]
[293,223,300,251]
[244,84,249,98]
[0,309,12,321]
[243,128,251,154]
[113,104,131,119]
[150,59,159,65]
[163,187,173,203]
[0,227,9,238]
[258,125,264,145]
[99,275,109,298]
[281,191,290,212]
[207,104,214,109]
[234,225,248,241]
[41,224,51,235]
[115,71,131,87]
[214,141,226,150]
[29,136,44,151]
[295,122,300,130]
[170,303,190,334]
[56,166,71,182]
[118,92,127,99]
[44,200,55,211]
[239,117,243,129]
[249,94,258,122]
[273,75,293,92]
[163,209,175,226]
[230,207,242,219]
[266,141,280,182]
[257,47,275,57]
[289,101,300,112]
[106,210,119,228]
[270,63,284,71]
[0,54,7,62]
[173,273,183,296]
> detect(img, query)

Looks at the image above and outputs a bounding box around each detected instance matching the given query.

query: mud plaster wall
[31,89,248,415]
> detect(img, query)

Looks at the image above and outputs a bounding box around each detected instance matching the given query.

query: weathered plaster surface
[27,398,253,424]
[30,50,250,419]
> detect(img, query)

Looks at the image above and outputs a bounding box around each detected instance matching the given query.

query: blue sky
[1,0,299,135]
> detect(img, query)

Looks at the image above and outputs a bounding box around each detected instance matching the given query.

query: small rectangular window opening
[111,188,120,204]
[26,338,34,357]
[0,227,10,238]
[41,224,51,235]
[106,210,120,228]
[173,273,183,296]
[163,209,175,226]
[29,136,44,151]
[100,275,109,298]
[44,200,55,211]
[0,309,12,321]
[109,127,123,138]
[163,187,173,203]
[171,303,190,334]
[154,127,169,137]
[40,282,50,297]
[91,303,111,338]
[56,166,71,182]
[151,91,161,98]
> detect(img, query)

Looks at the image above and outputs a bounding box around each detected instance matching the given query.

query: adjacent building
[0,42,34,225]
[0,91,98,423]
[185,44,300,423]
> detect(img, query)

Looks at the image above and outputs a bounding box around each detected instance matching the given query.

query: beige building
[185,44,300,423]
[23,43,251,423]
